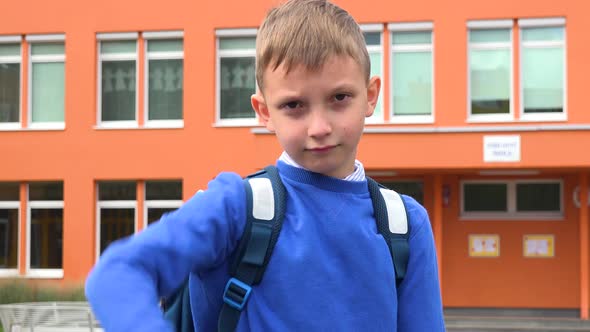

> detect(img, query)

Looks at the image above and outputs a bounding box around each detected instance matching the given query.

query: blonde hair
[255,0,370,91]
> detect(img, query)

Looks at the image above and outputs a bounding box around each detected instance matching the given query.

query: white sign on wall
[483,135,521,162]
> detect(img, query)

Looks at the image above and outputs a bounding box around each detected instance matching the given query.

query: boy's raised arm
[85,172,247,332]
[396,197,446,331]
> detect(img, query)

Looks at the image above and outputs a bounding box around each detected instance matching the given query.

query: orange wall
[442,174,581,308]
[1,0,589,307]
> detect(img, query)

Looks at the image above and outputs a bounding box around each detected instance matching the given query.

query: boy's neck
[278,151,365,181]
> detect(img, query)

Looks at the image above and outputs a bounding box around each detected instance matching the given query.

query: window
[519,19,565,120]
[0,34,65,130]
[0,182,19,276]
[0,37,21,129]
[461,180,562,219]
[97,181,136,256]
[468,18,566,122]
[97,32,184,128]
[216,29,257,125]
[28,36,65,129]
[98,33,138,127]
[144,32,184,126]
[389,23,434,123]
[381,180,424,205]
[468,21,512,121]
[28,181,63,278]
[145,180,182,226]
[362,25,383,123]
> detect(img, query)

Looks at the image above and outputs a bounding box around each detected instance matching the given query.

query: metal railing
[0,302,102,332]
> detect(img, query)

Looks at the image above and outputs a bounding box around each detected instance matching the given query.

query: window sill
[460,214,564,221]
[0,269,19,278]
[467,114,514,123]
[144,120,184,129]
[214,119,261,128]
[26,269,64,279]
[519,113,567,122]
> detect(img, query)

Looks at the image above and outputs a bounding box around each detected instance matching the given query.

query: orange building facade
[1,0,589,318]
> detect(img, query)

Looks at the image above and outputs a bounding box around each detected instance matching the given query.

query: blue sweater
[85,162,445,331]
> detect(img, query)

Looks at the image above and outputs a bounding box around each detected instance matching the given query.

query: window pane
[369,52,382,120]
[147,39,182,53]
[0,44,20,57]
[30,209,62,269]
[364,32,381,46]
[100,208,134,254]
[464,183,507,212]
[148,59,183,120]
[219,37,256,50]
[147,207,177,225]
[522,27,564,42]
[99,181,136,200]
[522,47,563,113]
[220,57,256,119]
[517,183,560,212]
[0,209,18,268]
[101,61,136,121]
[32,62,65,122]
[31,43,65,56]
[393,51,432,115]
[470,49,510,114]
[469,29,510,43]
[29,182,63,201]
[0,63,20,123]
[101,41,136,54]
[381,181,424,205]
[392,31,431,45]
[146,180,182,200]
[0,182,19,201]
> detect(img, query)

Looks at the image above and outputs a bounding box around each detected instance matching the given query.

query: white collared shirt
[278,151,366,182]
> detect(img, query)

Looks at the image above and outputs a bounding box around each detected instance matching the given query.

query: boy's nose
[307,110,332,138]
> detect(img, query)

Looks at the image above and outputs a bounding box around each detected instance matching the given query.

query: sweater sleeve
[85,172,247,332]
[396,196,446,331]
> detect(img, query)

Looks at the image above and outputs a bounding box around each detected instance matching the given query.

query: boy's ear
[365,76,381,117]
[251,93,275,132]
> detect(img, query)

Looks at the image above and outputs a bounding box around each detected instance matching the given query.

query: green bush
[0,280,86,304]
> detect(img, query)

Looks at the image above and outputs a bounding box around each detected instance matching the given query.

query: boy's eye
[280,101,302,110]
[334,94,349,102]
[286,101,300,109]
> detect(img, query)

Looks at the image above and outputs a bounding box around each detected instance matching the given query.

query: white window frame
[460,179,563,220]
[26,34,66,130]
[96,33,139,129]
[144,200,182,228]
[215,29,259,127]
[518,18,567,122]
[0,200,20,277]
[388,22,435,124]
[96,199,137,260]
[0,35,23,130]
[361,24,384,124]
[143,31,184,128]
[467,20,514,123]
[143,180,182,227]
[27,200,64,278]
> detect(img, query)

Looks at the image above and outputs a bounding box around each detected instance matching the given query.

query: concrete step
[444,308,590,332]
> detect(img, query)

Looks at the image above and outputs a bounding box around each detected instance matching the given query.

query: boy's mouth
[307,145,336,153]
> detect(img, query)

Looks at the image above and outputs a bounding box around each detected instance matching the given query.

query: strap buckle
[222,278,252,311]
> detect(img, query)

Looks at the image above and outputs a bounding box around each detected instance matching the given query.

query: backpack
[163,165,410,332]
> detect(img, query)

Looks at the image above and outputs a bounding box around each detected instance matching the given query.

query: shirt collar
[278,151,366,182]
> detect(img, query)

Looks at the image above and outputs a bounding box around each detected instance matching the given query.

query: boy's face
[252,55,380,179]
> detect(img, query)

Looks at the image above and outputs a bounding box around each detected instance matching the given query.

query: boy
[85,0,445,331]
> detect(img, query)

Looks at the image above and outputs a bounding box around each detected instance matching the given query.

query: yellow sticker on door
[523,235,555,258]
[469,234,500,257]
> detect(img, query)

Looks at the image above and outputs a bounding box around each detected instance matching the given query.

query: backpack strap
[218,165,286,332]
[366,177,410,287]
